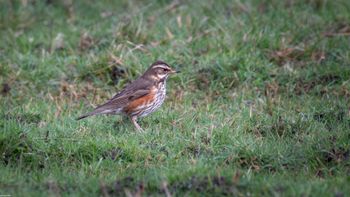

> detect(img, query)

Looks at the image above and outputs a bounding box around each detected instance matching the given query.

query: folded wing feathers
[76,88,150,120]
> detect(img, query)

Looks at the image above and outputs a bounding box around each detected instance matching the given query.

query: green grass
[1,0,350,196]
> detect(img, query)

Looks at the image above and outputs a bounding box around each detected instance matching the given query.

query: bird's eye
[162,68,167,72]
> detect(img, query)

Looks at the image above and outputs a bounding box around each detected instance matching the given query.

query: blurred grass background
[0,0,350,196]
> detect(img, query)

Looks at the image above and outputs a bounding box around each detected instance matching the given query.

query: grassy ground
[1,0,350,196]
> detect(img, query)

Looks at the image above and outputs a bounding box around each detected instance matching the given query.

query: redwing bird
[77,61,178,132]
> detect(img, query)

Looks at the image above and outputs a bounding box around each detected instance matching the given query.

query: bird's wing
[87,78,153,115]
[76,88,150,119]
[76,77,153,119]
[110,77,151,99]
[104,89,150,107]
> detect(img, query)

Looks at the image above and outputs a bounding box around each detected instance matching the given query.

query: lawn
[1,0,350,196]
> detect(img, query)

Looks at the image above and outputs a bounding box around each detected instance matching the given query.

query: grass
[1,0,350,196]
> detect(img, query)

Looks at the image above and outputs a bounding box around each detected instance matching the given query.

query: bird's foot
[130,116,144,133]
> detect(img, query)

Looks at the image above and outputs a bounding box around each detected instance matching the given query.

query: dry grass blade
[162,181,172,197]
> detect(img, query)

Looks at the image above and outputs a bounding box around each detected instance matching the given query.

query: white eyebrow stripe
[152,65,170,69]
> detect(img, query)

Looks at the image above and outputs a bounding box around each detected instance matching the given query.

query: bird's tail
[76,107,110,120]
[76,104,116,120]
[76,112,93,120]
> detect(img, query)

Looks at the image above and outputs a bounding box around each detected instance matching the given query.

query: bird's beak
[170,70,180,74]
[170,69,180,74]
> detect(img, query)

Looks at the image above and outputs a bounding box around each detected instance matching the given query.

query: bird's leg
[130,116,144,132]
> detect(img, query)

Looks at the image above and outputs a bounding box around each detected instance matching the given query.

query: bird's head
[143,60,179,82]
